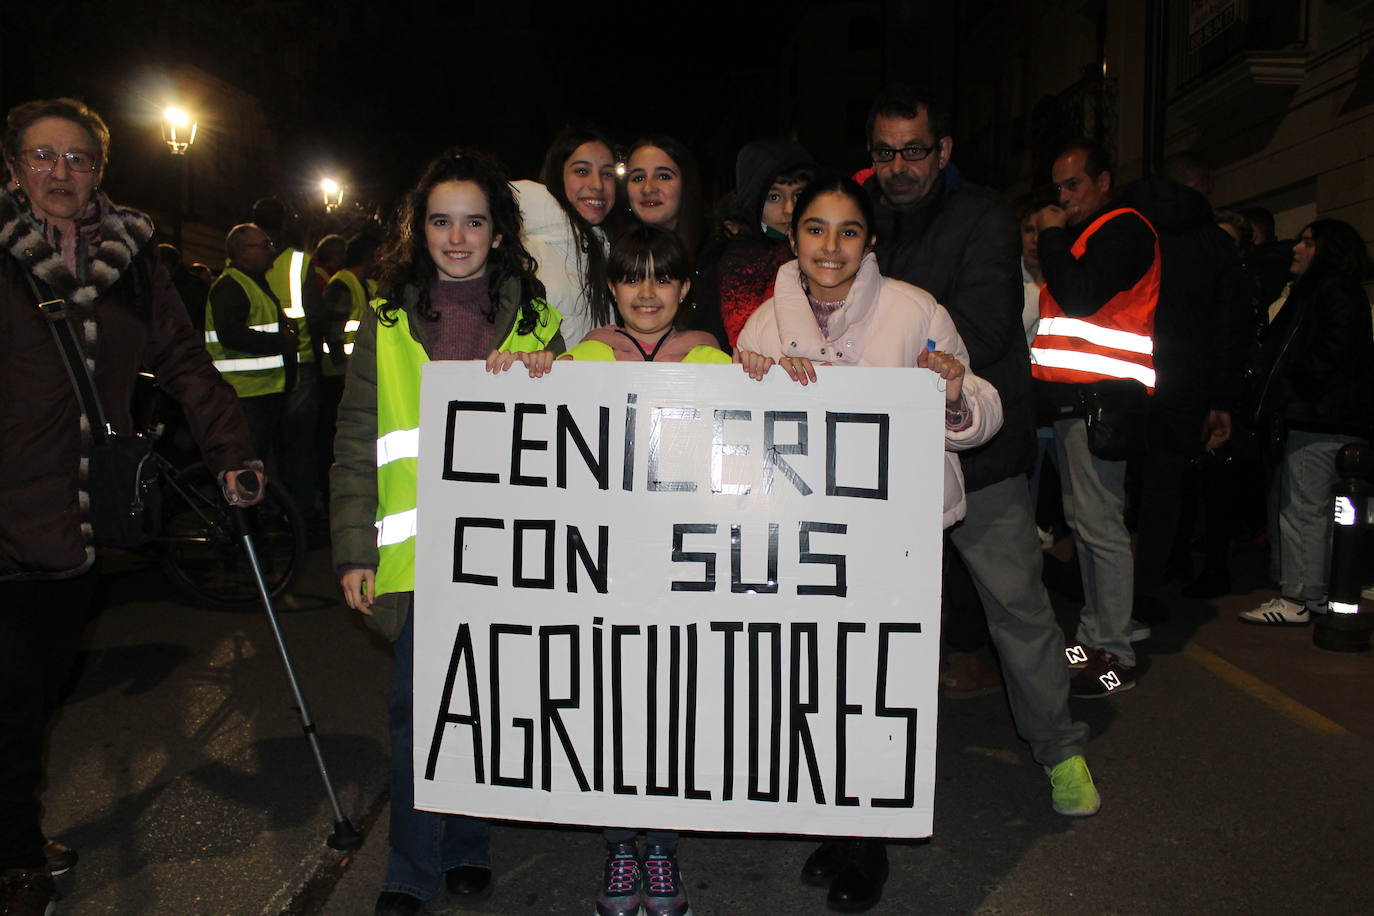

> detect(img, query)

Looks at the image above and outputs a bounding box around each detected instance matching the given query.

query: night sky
[2,1,835,215]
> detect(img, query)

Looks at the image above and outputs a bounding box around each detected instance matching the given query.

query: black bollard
[1315,443,1374,652]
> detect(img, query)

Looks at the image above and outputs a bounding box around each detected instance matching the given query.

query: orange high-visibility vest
[1030,207,1161,393]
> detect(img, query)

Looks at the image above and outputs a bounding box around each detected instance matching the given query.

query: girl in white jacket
[734,174,1003,911]
[735,174,1003,529]
[514,127,621,346]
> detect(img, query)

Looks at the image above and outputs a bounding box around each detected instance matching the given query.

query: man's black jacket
[864,168,1034,493]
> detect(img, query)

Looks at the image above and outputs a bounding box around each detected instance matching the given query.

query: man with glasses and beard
[794,85,1095,915]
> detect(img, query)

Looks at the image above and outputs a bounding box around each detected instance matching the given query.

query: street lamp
[161,106,198,251]
[161,106,197,155]
[320,178,344,211]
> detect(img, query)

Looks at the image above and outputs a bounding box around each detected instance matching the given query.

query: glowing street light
[161,106,197,155]
[320,177,344,211]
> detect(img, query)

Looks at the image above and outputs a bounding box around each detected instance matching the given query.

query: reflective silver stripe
[213,354,286,372]
[1029,348,1156,387]
[375,508,417,547]
[1036,316,1153,354]
[377,428,420,466]
[344,319,361,332]
[343,342,355,355]
[205,322,279,344]
[283,251,306,318]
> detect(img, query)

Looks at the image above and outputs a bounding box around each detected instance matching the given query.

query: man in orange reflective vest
[1031,138,1161,699]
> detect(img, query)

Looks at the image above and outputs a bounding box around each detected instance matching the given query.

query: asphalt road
[39,538,1374,915]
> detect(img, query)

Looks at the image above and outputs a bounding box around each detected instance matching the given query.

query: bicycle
[129,378,308,610]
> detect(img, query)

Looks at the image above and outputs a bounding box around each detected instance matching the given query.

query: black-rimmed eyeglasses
[869,143,938,163]
[19,148,99,173]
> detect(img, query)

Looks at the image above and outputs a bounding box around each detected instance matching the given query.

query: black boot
[374,891,423,915]
[445,865,493,897]
[801,839,847,886]
[826,839,889,913]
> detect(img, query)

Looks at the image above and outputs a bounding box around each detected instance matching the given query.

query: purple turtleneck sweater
[424,275,492,360]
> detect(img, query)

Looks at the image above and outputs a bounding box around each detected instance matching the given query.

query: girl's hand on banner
[779,355,819,386]
[735,349,776,381]
[520,350,556,378]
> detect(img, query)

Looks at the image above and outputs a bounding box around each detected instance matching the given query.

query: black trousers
[0,568,98,870]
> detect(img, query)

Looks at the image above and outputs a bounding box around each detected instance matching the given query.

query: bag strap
[21,270,113,441]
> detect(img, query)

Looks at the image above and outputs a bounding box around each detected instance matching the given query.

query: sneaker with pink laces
[641,845,692,916]
[595,843,641,916]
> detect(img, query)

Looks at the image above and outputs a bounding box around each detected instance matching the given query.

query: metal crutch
[231,477,362,850]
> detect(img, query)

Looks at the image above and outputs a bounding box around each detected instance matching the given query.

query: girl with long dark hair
[330,147,562,915]
[623,135,704,257]
[515,125,621,345]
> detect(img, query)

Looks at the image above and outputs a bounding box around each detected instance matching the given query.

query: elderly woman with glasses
[0,97,261,912]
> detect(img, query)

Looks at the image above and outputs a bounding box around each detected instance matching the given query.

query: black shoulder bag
[25,273,162,548]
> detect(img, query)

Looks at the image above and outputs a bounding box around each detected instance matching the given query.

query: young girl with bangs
[330,148,562,916]
[559,224,727,364]
[515,125,622,346]
[491,223,719,916]
[735,174,1005,912]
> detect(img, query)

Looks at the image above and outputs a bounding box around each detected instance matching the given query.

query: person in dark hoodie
[693,138,815,351]
[1115,176,1253,619]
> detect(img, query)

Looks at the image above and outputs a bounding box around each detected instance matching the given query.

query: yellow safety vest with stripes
[205,266,287,397]
[267,248,315,365]
[322,270,375,377]
[372,298,562,596]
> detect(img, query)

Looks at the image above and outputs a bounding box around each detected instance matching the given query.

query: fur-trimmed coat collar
[0,185,153,306]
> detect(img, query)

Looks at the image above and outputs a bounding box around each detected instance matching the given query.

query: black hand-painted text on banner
[413,361,945,838]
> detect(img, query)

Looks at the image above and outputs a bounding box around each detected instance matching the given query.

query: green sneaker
[1048,754,1100,816]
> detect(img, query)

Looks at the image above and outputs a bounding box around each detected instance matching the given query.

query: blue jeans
[1276,430,1360,608]
[385,606,491,900]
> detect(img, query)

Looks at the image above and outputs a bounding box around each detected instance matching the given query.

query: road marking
[1185,644,1350,736]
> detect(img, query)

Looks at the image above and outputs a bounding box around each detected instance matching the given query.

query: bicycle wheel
[159,463,307,609]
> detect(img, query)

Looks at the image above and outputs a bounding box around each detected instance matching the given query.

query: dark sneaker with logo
[1069,649,1136,698]
[1064,642,1091,669]
[595,843,642,916]
[0,868,57,916]
[641,845,692,916]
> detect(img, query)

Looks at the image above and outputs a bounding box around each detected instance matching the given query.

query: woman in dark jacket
[1241,219,1374,626]
[0,97,260,912]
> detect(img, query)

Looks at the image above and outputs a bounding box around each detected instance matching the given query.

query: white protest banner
[413,360,945,838]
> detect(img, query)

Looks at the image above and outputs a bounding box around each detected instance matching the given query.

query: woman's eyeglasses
[19,148,99,174]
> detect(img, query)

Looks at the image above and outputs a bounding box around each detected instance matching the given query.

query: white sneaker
[1239,597,1311,626]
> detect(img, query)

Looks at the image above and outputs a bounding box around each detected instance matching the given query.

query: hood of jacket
[732,138,817,237]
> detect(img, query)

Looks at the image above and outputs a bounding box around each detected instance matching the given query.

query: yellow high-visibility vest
[205,266,286,397]
[372,298,562,595]
[267,248,315,365]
